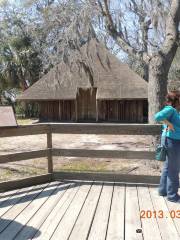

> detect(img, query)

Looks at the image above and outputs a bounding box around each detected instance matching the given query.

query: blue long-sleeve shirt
[154,105,180,140]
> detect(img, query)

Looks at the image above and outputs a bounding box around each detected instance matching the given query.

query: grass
[0,169,13,182]
[56,161,109,172]
[16,118,38,125]
[0,165,46,182]
[0,159,161,183]
[0,161,108,182]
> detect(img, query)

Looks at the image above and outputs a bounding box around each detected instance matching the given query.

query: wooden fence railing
[0,123,161,191]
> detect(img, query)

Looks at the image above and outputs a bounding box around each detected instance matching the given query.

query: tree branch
[99,0,150,64]
[161,0,180,58]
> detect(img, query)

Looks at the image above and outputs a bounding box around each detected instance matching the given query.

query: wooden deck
[0,181,180,240]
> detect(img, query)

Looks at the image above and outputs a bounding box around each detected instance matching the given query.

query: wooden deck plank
[0,185,38,218]
[0,181,59,240]
[106,183,125,240]
[34,182,80,240]
[137,186,161,240]
[87,183,113,240]
[0,188,20,197]
[0,181,179,240]
[0,186,36,233]
[14,181,72,240]
[149,187,179,240]
[0,184,39,202]
[51,182,92,240]
[125,185,143,240]
[0,182,52,203]
[0,182,51,215]
[69,182,103,240]
[165,199,180,237]
[0,188,20,204]
[0,182,56,233]
[0,182,64,234]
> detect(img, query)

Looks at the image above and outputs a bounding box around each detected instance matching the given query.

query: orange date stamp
[140,210,180,219]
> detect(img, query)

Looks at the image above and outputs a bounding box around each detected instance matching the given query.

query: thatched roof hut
[18,39,148,122]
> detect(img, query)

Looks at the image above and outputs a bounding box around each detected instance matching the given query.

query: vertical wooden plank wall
[98,100,147,123]
[39,98,148,123]
[39,101,75,121]
[96,99,99,122]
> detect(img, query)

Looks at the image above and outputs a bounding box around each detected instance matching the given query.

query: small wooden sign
[0,106,17,127]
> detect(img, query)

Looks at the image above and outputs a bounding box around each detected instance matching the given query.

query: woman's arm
[154,106,174,122]
[161,120,175,131]
[154,106,175,131]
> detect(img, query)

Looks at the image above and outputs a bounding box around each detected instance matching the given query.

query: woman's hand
[167,122,175,131]
[162,120,175,131]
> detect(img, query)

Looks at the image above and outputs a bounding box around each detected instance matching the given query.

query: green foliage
[14,102,26,117]
[0,2,43,98]
[0,34,42,88]
[10,36,32,50]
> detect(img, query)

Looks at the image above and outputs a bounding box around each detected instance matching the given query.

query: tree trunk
[0,92,2,105]
[101,0,180,124]
[142,63,149,82]
[148,55,169,123]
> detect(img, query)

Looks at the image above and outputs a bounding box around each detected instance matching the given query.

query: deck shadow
[0,182,77,208]
[0,182,61,199]
[0,218,41,239]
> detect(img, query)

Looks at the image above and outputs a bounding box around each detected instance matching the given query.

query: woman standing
[155,91,180,203]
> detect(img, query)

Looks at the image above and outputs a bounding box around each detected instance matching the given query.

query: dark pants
[158,137,180,201]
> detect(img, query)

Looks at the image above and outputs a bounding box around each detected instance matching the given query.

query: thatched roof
[18,39,147,101]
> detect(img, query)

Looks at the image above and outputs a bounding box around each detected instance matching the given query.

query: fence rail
[0,149,49,164]
[53,148,155,160]
[0,124,49,138]
[0,123,161,191]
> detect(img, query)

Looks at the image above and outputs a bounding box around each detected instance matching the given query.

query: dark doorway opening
[76,88,97,121]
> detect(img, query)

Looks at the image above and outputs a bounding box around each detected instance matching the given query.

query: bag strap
[162,126,168,146]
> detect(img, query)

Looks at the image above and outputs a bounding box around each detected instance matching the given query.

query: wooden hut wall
[39,100,75,121]
[97,100,148,123]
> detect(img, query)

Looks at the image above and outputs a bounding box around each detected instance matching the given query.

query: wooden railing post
[47,125,53,174]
